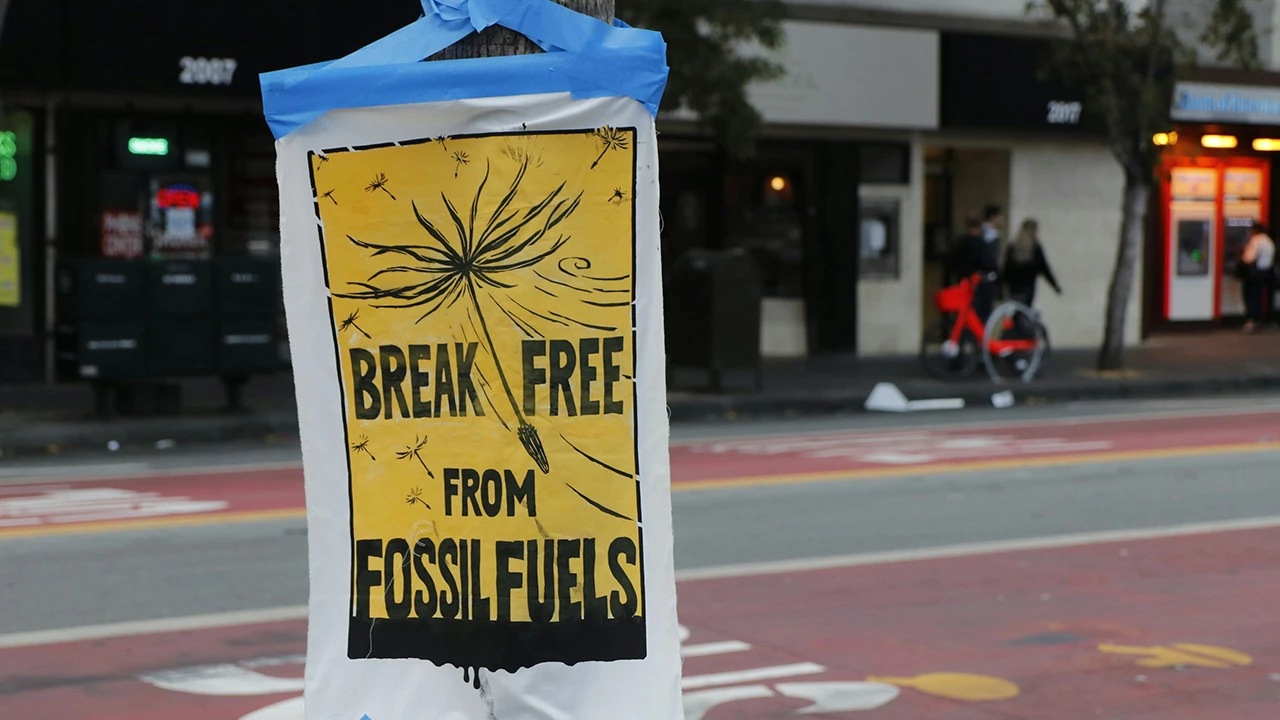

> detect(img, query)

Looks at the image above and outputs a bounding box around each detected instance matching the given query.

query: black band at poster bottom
[347,616,647,670]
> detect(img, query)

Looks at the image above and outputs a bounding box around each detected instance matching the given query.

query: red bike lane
[4,524,1278,719]
[4,408,1280,540]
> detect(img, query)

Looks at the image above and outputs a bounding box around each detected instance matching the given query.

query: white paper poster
[275,91,680,719]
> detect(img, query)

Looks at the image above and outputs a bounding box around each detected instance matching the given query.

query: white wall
[746,21,939,129]
[858,139,926,356]
[786,0,1034,21]
[1008,141,1141,349]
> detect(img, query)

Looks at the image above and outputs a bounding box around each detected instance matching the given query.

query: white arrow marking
[240,696,304,720]
[682,662,826,690]
[683,685,775,720]
[139,663,305,696]
[681,640,752,658]
[775,682,901,713]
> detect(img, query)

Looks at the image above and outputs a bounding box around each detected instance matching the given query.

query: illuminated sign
[0,131,16,181]
[155,184,200,209]
[128,137,170,156]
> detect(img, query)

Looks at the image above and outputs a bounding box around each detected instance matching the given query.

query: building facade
[3,0,1267,387]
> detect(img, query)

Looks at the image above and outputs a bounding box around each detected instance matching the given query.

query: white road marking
[140,663,305,696]
[681,662,826,690]
[0,488,228,527]
[675,515,1280,582]
[681,640,752,658]
[0,605,308,649]
[776,682,901,713]
[683,685,776,720]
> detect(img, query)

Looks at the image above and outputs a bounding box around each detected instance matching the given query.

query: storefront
[0,0,421,383]
[1147,77,1280,328]
[658,19,937,361]
[926,31,1138,352]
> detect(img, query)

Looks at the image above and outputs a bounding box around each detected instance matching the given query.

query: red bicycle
[921,273,1050,383]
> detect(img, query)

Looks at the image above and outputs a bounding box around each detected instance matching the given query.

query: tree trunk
[429,0,614,60]
[1097,174,1151,371]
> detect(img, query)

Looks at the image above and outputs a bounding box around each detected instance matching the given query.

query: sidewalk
[2,332,1279,456]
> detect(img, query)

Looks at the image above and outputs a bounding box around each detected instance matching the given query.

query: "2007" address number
[179,56,238,86]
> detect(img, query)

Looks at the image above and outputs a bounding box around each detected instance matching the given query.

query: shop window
[860,198,900,279]
[860,143,910,185]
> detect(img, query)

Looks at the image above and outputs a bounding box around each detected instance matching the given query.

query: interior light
[128,137,170,156]
[769,176,788,192]
[1201,134,1238,149]
[1153,132,1171,146]
[1254,138,1280,152]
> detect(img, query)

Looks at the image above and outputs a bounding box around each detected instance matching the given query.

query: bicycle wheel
[921,316,979,380]
[982,302,1049,384]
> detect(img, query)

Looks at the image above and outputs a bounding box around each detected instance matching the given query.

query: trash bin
[665,248,763,391]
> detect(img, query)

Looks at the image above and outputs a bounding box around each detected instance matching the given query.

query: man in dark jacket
[950,215,999,321]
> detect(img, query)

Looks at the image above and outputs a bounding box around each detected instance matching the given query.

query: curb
[5,374,1280,456]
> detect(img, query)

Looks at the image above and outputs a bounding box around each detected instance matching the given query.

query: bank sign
[1172,82,1280,124]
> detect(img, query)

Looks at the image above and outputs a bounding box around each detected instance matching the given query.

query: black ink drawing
[366,173,397,201]
[434,135,451,151]
[501,140,544,170]
[336,157,593,474]
[452,151,470,178]
[397,435,435,478]
[406,486,431,509]
[591,126,629,169]
[609,188,626,205]
[320,189,338,205]
[313,153,330,170]
[339,310,372,340]
[351,435,376,461]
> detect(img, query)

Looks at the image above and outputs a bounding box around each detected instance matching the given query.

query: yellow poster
[312,128,643,672]
[0,212,18,307]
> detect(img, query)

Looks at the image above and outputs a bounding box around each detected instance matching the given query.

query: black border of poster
[306,127,648,671]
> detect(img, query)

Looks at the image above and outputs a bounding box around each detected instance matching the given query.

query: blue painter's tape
[260,0,668,140]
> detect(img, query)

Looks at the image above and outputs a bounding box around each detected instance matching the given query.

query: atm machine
[1163,159,1269,323]
[1165,165,1219,321]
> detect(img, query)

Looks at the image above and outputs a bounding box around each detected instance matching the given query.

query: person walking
[948,215,1000,322]
[1002,219,1062,307]
[1241,221,1275,333]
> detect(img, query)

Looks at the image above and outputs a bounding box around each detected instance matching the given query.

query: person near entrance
[949,214,999,322]
[1002,219,1062,307]
[1241,221,1276,333]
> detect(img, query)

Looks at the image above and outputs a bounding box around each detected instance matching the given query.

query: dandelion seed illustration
[591,126,629,169]
[452,151,470,179]
[351,435,376,461]
[406,486,431,509]
[397,435,435,478]
[434,135,451,151]
[366,173,397,201]
[338,310,372,339]
[609,188,626,205]
[314,153,330,169]
[320,189,338,205]
[335,158,586,473]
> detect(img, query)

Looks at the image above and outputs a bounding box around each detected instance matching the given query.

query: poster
[0,211,17,307]
[264,2,677,718]
[101,211,144,259]
[319,127,646,668]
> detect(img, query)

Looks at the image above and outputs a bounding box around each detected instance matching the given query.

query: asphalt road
[4,395,1280,635]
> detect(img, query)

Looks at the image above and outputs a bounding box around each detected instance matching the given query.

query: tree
[431,0,785,154]
[1032,0,1259,370]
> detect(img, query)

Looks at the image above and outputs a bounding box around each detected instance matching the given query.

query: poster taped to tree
[261,1,680,718]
